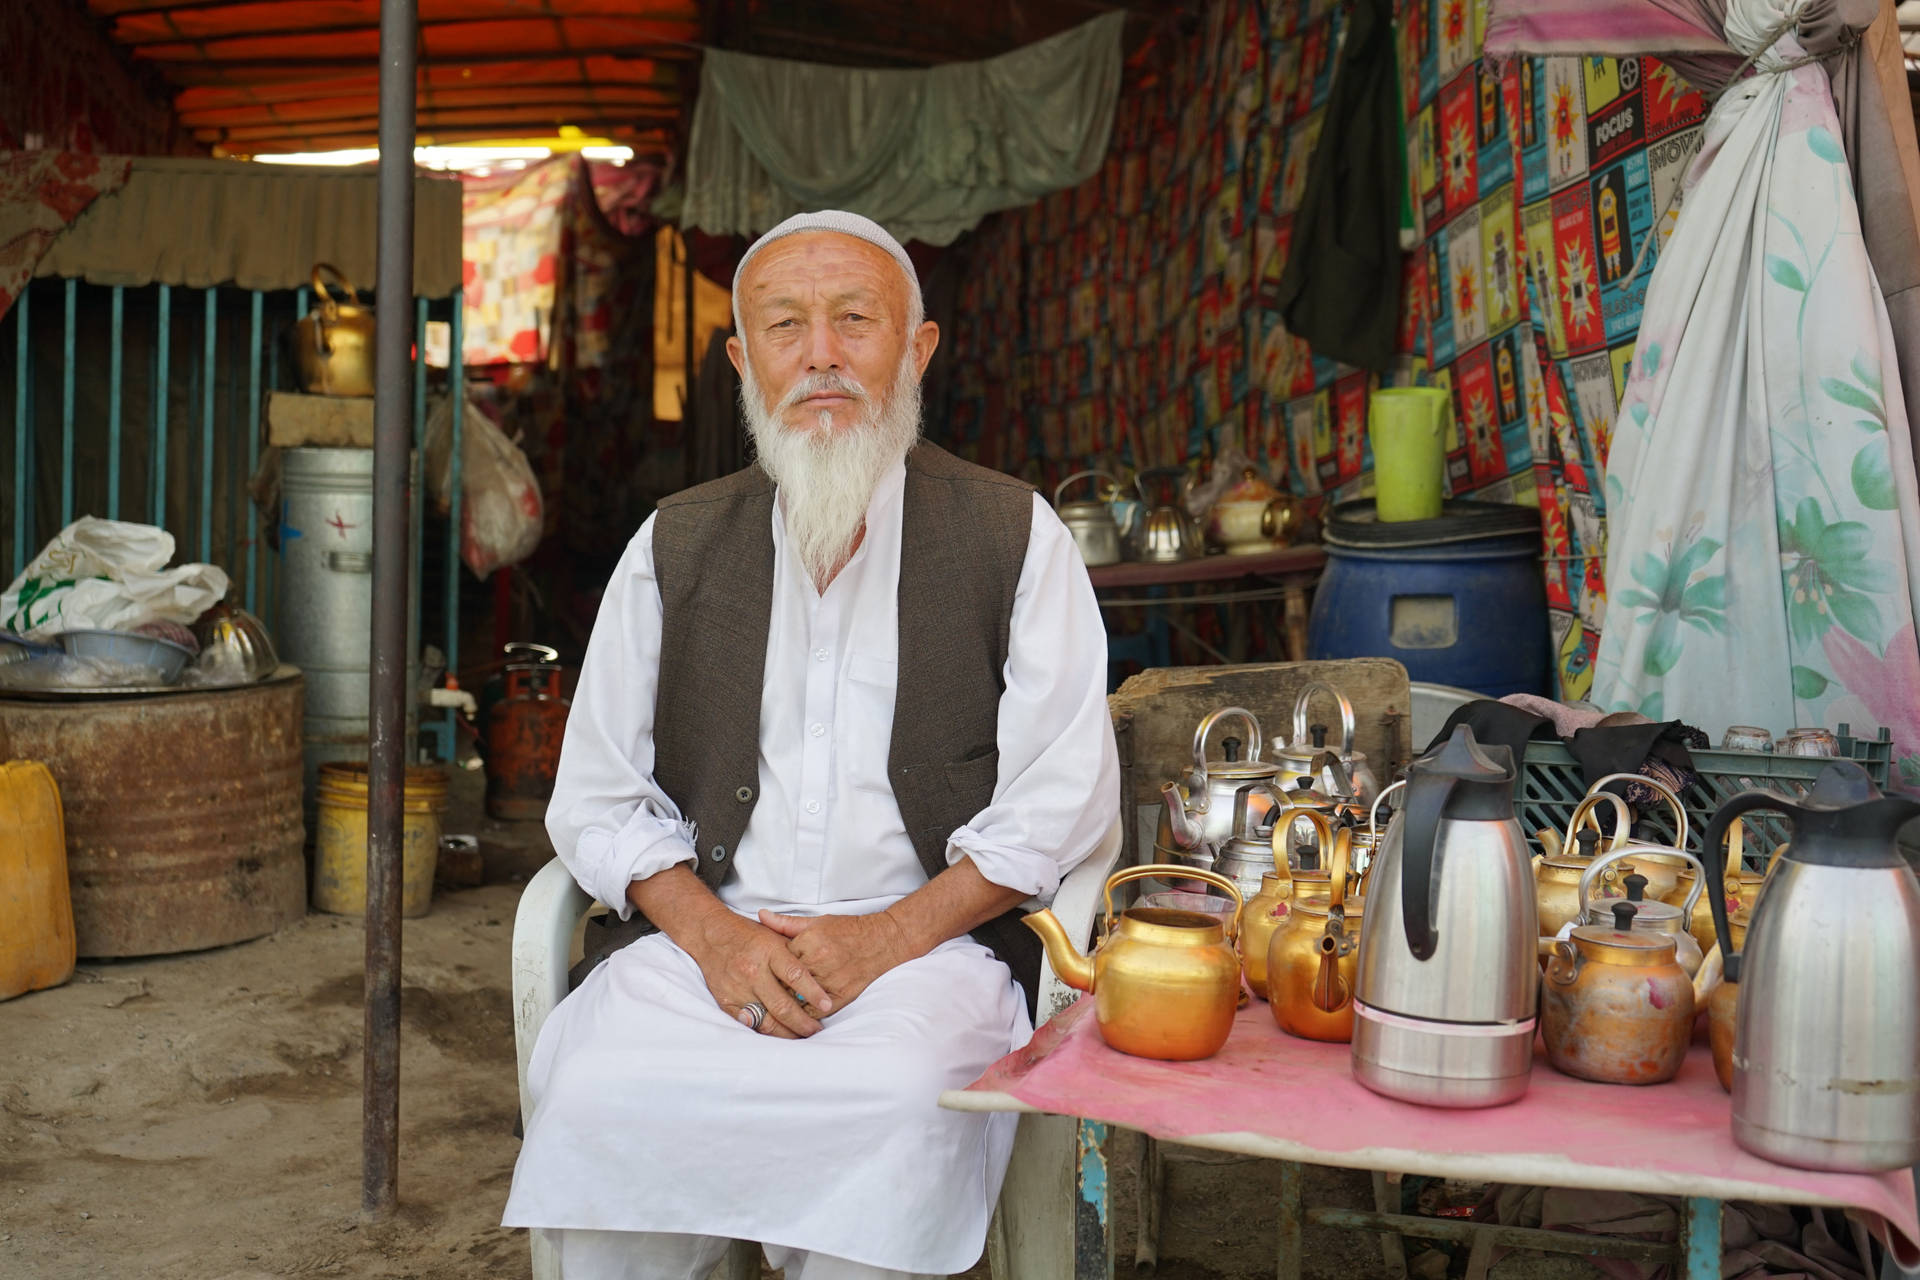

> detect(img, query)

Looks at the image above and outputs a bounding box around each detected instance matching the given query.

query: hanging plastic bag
[424,393,544,578]
[1,518,230,641]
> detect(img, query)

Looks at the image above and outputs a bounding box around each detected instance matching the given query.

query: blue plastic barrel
[1306,500,1550,697]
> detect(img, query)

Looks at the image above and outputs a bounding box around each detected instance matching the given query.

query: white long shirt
[546,459,1121,922]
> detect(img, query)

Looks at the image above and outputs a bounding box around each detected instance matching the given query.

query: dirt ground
[1,767,1596,1280]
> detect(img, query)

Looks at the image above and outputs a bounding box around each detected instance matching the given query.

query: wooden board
[266,389,373,447]
[1107,659,1411,866]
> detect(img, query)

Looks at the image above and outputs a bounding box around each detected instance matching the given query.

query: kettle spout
[1161,781,1204,850]
[1022,909,1094,993]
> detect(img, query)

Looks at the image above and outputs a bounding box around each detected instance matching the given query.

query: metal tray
[0,662,302,702]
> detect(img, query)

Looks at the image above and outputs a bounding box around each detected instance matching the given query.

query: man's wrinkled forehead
[733,231,912,323]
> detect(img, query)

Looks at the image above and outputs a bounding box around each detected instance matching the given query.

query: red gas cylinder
[480,642,571,821]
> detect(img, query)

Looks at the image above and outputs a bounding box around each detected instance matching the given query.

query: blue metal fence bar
[445,288,464,744]
[11,288,28,578]
[60,279,76,527]
[246,290,263,613]
[108,286,124,519]
[153,284,171,528]
[200,288,217,562]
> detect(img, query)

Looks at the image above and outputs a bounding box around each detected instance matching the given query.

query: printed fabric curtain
[1491,0,1920,782]
[681,12,1126,245]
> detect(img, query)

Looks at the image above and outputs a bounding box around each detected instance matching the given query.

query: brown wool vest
[581,442,1044,1012]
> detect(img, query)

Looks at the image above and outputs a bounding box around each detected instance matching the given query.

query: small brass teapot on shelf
[1662,818,1785,957]
[1268,825,1365,1042]
[1571,845,1709,977]
[1540,900,1713,1085]
[1024,866,1245,1061]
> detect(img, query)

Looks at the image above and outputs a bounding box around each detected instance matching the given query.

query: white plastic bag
[424,395,543,578]
[1,518,230,641]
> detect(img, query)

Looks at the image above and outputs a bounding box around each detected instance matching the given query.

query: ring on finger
[741,1000,767,1032]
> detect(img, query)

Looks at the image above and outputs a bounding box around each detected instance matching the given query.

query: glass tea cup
[1780,727,1838,757]
[1722,726,1774,753]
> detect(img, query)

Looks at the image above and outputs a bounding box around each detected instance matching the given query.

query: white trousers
[547,1228,944,1280]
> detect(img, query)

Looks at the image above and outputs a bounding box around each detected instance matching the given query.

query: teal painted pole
[1682,1198,1720,1280]
[445,288,464,743]
[108,286,124,519]
[412,296,429,749]
[246,291,263,612]
[200,288,217,562]
[153,284,171,528]
[12,287,28,578]
[60,279,75,527]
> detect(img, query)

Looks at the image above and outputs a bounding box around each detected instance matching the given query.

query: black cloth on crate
[1271,0,1403,372]
[1566,721,1702,822]
[1424,700,1558,800]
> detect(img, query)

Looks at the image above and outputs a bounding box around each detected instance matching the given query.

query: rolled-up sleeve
[946,492,1121,902]
[545,516,699,917]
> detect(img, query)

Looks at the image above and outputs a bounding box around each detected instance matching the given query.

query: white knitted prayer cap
[731,210,923,333]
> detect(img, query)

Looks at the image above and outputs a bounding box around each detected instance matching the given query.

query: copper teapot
[1268,826,1364,1042]
[1239,805,1337,999]
[1024,866,1245,1061]
[1540,900,1711,1085]
[294,263,375,397]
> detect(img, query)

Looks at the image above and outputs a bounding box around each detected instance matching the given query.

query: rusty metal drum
[0,668,307,957]
[479,643,571,821]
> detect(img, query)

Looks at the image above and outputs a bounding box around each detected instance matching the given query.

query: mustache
[777,371,869,415]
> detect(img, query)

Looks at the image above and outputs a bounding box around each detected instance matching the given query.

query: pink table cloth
[955,999,1920,1263]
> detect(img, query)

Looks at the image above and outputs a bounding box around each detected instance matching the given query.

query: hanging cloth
[1588,0,1920,782]
[0,151,129,318]
[1272,0,1403,372]
[681,13,1126,246]
[1486,0,1920,498]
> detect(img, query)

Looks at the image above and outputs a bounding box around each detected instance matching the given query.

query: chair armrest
[512,857,595,1128]
[1035,816,1123,1025]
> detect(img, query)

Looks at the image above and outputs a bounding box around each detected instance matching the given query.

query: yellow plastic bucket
[1369,388,1450,522]
[312,762,449,918]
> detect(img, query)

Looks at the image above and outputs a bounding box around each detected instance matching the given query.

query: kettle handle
[1399,773,1456,962]
[1104,865,1245,941]
[1702,792,1795,984]
[1562,791,1631,855]
[1271,804,1336,873]
[310,262,364,311]
[1290,681,1355,757]
[1368,779,1406,846]
[1577,843,1706,926]
[1053,470,1117,508]
[1191,706,1265,777]
[1586,772,1690,850]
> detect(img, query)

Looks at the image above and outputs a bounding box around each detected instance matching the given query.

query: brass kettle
[294,263,375,397]
[1663,819,1784,957]
[1533,792,1631,937]
[1240,805,1338,999]
[1268,826,1365,1042]
[1024,866,1245,1061]
[1541,900,1711,1085]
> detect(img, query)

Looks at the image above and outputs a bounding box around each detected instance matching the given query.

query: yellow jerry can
[1,760,76,1000]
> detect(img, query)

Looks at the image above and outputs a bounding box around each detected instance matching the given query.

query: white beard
[740,353,923,588]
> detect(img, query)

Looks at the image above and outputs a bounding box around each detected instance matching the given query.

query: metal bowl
[1,633,60,667]
[193,603,280,683]
[57,628,194,683]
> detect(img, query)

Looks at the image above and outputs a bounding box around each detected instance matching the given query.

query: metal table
[944,1000,1919,1280]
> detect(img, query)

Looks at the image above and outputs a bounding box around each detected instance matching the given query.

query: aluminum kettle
[1702,762,1920,1172]
[1352,725,1539,1108]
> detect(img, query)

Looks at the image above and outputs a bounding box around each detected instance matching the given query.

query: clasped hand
[692,909,914,1039]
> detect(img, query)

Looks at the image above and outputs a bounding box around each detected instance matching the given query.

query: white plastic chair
[511,817,1126,1280]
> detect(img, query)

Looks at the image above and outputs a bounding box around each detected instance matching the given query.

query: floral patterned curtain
[1587,0,1920,783]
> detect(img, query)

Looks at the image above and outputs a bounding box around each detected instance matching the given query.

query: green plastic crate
[1519,724,1894,865]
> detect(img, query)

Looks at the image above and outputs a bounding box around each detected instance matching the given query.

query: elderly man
[502,210,1120,1280]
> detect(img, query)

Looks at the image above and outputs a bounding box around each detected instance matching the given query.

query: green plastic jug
[1369,388,1449,522]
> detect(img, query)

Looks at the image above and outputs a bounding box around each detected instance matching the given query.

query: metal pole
[363,0,415,1222]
